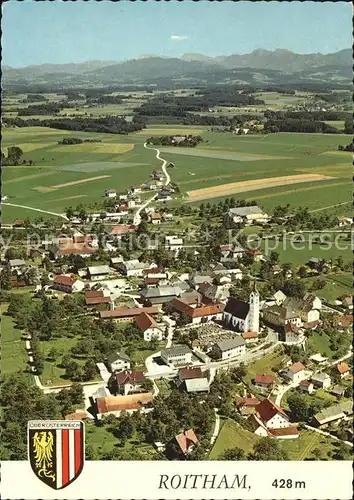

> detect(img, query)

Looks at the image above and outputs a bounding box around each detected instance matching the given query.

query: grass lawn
[85,421,157,459]
[128,342,165,370]
[279,429,339,460]
[308,331,333,357]
[209,419,259,458]
[243,348,288,384]
[303,272,352,303]
[0,304,28,377]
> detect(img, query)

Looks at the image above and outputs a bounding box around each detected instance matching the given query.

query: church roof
[224,297,250,320]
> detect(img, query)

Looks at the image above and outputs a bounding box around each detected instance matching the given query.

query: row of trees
[147,135,203,147]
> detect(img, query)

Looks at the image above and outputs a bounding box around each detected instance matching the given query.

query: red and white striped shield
[28,420,84,490]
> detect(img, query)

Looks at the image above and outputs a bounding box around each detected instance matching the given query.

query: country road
[2,202,69,220]
[133,143,170,225]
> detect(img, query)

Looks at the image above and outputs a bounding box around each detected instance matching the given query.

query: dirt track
[187,174,335,201]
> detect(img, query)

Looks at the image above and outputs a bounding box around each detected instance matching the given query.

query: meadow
[2,124,351,223]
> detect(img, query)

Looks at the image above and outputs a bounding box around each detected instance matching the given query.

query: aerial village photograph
[1,0,353,463]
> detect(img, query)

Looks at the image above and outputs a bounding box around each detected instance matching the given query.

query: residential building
[150,212,162,225]
[336,362,350,379]
[177,367,210,393]
[96,393,153,417]
[246,248,264,262]
[108,225,137,240]
[332,314,353,332]
[330,385,346,397]
[9,259,26,271]
[174,429,199,456]
[199,283,230,304]
[284,323,304,343]
[170,298,223,324]
[161,345,193,366]
[211,337,246,360]
[52,275,85,293]
[223,288,260,333]
[114,370,146,396]
[189,274,214,290]
[286,362,306,383]
[255,373,275,389]
[311,372,331,389]
[256,399,290,430]
[273,290,287,306]
[165,235,184,253]
[104,189,117,198]
[242,331,259,343]
[135,312,163,342]
[85,290,111,307]
[298,380,314,394]
[88,265,111,281]
[263,304,301,329]
[314,401,352,427]
[107,352,131,373]
[236,397,260,416]
[119,259,151,277]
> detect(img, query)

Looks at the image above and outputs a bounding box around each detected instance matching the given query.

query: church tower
[248,282,260,332]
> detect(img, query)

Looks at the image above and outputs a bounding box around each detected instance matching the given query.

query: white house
[105,189,117,198]
[52,275,85,293]
[88,265,111,281]
[150,213,162,225]
[228,205,268,225]
[160,345,193,366]
[257,398,290,430]
[165,235,184,252]
[135,312,163,342]
[311,372,331,389]
[273,290,287,306]
[120,259,151,277]
[286,362,306,384]
[211,337,246,360]
[107,352,131,373]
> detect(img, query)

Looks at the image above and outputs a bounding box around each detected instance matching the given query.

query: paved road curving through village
[133,143,171,225]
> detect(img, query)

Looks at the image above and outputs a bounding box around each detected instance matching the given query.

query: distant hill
[3,49,351,87]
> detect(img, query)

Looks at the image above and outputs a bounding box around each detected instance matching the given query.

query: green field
[0,304,28,377]
[209,419,342,460]
[2,125,351,223]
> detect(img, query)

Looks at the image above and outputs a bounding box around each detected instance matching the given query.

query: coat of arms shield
[28,420,84,490]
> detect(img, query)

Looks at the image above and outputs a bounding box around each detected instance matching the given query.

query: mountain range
[3,49,351,87]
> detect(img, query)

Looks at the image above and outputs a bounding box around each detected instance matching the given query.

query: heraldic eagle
[33,431,55,481]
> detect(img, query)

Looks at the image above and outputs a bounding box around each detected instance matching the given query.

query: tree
[269,251,279,264]
[0,264,12,291]
[83,359,97,381]
[287,393,310,422]
[298,266,307,279]
[65,361,83,381]
[177,313,190,327]
[250,437,288,460]
[65,206,74,219]
[219,447,245,460]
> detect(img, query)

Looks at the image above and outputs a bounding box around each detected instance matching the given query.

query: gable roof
[107,352,131,365]
[100,306,159,319]
[215,337,245,352]
[269,427,299,437]
[289,362,305,374]
[337,362,350,374]
[257,398,288,422]
[135,312,159,333]
[178,367,203,381]
[255,373,275,385]
[171,298,222,319]
[224,297,250,320]
[53,275,77,287]
[229,205,264,217]
[236,397,260,407]
[175,429,199,454]
[85,295,111,306]
[110,225,136,236]
[85,290,104,298]
[242,331,258,339]
[116,370,146,386]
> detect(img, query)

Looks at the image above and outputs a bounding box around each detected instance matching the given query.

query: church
[223,287,260,333]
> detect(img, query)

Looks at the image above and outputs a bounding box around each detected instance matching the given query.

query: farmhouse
[150,212,162,224]
[176,367,210,393]
[50,241,98,258]
[108,225,137,240]
[298,380,314,394]
[135,312,163,342]
[114,370,146,396]
[336,362,350,379]
[96,393,153,417]
[174,429,199,456]
[140,285,184,306]
[227,205,268,225]
[160,345,193,366]
[99,306,160,322]
[223,289,260,333]
[52,275,85,293]
[170,298,223,324]
[314,401,352,427]
[236,397,260,416]
[254,374,275,389]
[88,265,111,281]
[211,337,246,360]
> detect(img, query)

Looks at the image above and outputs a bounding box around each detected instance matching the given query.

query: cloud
[170,35,189,41]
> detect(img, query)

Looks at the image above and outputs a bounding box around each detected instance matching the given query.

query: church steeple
[248,283,260,333]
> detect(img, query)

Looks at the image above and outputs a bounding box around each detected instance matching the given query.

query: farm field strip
[3,171,57,185]
[52,143,135,153]
[50,175,112,189]
[58,161,148,173]
[248,181,349,201]
[159,147,291,161]
[187,173,336,201]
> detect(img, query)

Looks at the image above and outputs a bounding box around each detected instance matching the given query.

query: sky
[2,0,352,67]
